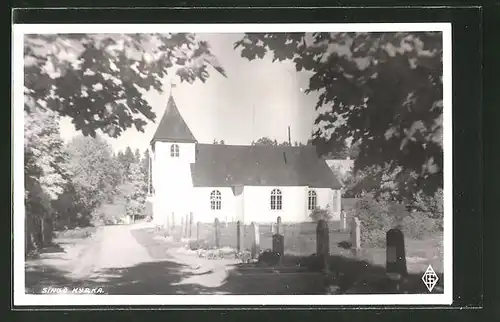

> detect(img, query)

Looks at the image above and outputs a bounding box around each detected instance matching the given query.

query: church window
[170,144,180,157]
[270,189,282,210]
[210,190,222,210]
[308,190,317,210]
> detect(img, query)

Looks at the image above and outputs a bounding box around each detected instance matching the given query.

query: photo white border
[12,23,453,307]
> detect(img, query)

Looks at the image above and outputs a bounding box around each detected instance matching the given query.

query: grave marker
[236,221,244,253]
[184,214,189,237]
[316,219,330,272]
[196,221,201,242]
[214,218,221,248]
[340,210,347,231]
[165,213,170,237]
[181,216,185,238]
[350,217,361,256]
[188,212,193,239]
[272,216,284,263]
[251,222,260,259]
[386,228,408,280]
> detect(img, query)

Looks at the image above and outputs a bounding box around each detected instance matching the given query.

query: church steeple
[151,92,197,144]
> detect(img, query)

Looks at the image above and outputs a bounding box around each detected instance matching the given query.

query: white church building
[147,95,342,225]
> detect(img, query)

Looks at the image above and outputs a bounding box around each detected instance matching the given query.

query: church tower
[149,93,197,227]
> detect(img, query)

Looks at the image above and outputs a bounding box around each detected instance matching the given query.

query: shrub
[310,206,333,222]
[401,212,439,239]
[257,249,281,266]
[410,189,443,230]
[353,194,398,247]
[353,193,442,247]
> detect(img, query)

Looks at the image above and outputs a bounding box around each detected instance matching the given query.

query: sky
[58,33,322,153]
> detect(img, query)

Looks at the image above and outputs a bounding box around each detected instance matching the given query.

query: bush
[257,249,281,266]
[410,189,444,231]
[401,212,440,239]
[353,194,398,247]
[310,206,333,222]
[353,194,442,247]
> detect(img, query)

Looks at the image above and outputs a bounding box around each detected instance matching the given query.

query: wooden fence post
[350,217,361,257]
[316,219,330,273]
[214,218,221,248]
[188,212,193,239]
[236,221,243,253]
[251,222,260,260]
[171,212,175,231]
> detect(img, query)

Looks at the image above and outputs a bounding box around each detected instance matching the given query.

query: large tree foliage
[140,149,152,194]
[125,162,148,222]
[24,33,226,138]
[65,135,121,218]
[24,106,69,201]
[251,137,278,146]
[234,32,443,199]
[122,146,136,176]
[24,105,70,249]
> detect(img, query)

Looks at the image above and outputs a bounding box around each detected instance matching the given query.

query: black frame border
[9,4,488,318]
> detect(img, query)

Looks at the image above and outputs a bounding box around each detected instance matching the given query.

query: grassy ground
[192,221,443,275]
[135,227,443,295]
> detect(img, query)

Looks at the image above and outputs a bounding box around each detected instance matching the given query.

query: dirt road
[25,223,241,294]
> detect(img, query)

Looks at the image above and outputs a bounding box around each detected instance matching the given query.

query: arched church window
[170,144,180,157]
[308,190,317,210]
[210,190,222,210]
[270,189,282,210]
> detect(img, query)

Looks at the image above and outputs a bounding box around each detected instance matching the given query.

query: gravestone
[316,219,330,272]
[236,221,244,252]
[188,212,193,239]
[350,217,361,256]
[340,210,347,231]
[386,228,408,280]
[181,216,185,238]
[164,214,170,237]
[214,218,221,248]
[272,216,284,262]
[251,222,260,259]
[196,221,201,242]
[184,214,189,237]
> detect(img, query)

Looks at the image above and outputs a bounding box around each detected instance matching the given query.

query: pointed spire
[151,92,197,144]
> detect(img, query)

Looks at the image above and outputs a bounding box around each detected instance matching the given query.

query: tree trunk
[25,215,35,254]
[42,216,53,246]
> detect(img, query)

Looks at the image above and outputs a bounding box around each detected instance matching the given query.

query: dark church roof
[191,144,342,189]
[151,95,197,143]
